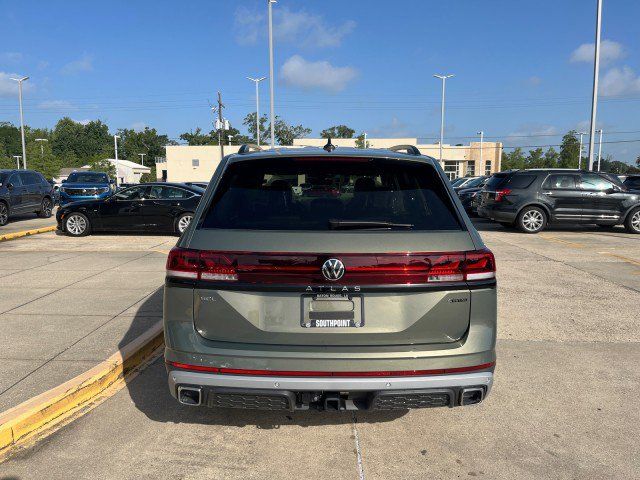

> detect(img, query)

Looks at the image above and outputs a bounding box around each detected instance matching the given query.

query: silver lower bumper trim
[168,370,493,398]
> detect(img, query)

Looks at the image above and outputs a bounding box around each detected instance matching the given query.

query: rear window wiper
[329,219,414,230]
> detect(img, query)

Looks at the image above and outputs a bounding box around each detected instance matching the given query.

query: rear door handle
[542,191,552,195]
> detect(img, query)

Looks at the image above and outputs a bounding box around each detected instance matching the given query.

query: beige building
[156,139,502,182]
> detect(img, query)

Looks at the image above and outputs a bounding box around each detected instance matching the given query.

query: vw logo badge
[322,258,345,281]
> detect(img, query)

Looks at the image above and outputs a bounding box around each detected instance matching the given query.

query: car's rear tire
[624,207,640,234]
[517,206,546,234]
[176,212,193,235]
[0,202,8,226]
[65,212,91,237]
[37,197,53,218]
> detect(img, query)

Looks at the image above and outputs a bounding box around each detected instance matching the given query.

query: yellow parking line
[0,226,56,242]
[598,251,640,267]
[538,234,585,248]
[152,249,171,255]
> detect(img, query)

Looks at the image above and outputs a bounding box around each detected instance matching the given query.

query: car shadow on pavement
[471,218,628,234]
[121,288,407,428]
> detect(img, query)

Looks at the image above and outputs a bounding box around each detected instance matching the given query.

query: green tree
[355,133,370,149]
[543,147,559,168]
[272,116,311,145]
[559,130,580,168]
[501,148,526,170]
[210,126,252,146]
[0,122,21,157]
[320,125,355,139]
[50,118,112,166]
[525,148,544,168]
[179,128,214,145]
[636,155,640,168]
[87,157,116,177]
[243,112,269,143]
[26,140,62,180]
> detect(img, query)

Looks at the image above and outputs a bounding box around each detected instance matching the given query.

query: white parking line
[352,412,365,480]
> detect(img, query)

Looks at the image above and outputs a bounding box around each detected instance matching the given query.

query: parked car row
[453,170,640,234]
[0,169,54,226]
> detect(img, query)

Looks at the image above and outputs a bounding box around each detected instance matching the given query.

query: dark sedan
[457,186,484,216]
[56,183,204,236]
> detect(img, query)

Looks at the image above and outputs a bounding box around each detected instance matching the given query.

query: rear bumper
[477,206,517,222]
[167,369,493,410]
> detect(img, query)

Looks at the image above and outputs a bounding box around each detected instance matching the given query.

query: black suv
[477,169,640,234]
[0,169,55,226]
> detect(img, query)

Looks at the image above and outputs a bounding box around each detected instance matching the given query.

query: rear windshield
[200,157,462,231]
[506,174,536,189]
[485,173,510,190]
[67,172,109,183]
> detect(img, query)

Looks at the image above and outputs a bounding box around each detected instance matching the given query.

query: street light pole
[578,132,587,168]
[11,76,29,169]
[597,129,603,171]
[477,131,484,175]
[588,0,603,171]
[138,153,145,166]
[13,156,21,169]
[268,0,277,148]
[35,138,48,157]
[247,76,266,146]
[434,74,454,164]
[113,135,120,186]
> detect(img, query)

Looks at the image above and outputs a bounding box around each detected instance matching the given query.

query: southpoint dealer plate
[301,294,364,328]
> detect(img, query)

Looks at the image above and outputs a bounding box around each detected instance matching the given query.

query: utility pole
[247,76,266,146]
[597,129,603,171]
[477,131,484,175]
[35,138,48,157]
[113,135,120,187]
[588,0,603,171]
[364,132,367,148]
[268,0,277,148]
[217,91,225,158]
[13,156,21,169]
[11,76,29,169]
[434,74,454,164]
[578,132,587,168]
[138,153,146,166]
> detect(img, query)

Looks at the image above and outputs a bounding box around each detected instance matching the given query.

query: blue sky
[0,0,639,163]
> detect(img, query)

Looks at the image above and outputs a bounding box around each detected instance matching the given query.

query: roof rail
[388,144,421,156]
[237,144,263,154]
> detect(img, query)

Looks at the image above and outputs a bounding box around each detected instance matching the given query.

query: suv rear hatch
[169,155,494,347]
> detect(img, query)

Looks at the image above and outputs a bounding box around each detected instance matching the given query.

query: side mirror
[6,182,14,190]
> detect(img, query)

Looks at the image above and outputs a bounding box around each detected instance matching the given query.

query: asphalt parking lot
[0,220,639,479]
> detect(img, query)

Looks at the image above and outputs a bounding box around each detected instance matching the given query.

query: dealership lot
[0,220,638,479]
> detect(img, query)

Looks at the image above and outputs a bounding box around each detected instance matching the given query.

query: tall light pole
[13,156,21,169]
[578,131,588,168]
[364,132,367,148]
[588,0,603,171]
[247,76,266,146]
[477,131,484,175]
[11,76,29,169]
[227,135,234,145]
[35,138,48,157]
[138,153,146,166]
[113,135,120,186]
[268,0,277,148]
[434,74,454,163]
[596,129,603,171]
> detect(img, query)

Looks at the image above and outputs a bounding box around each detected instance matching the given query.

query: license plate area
[301,294,364,328]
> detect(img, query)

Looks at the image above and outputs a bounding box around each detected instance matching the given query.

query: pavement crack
[351,412,365,480]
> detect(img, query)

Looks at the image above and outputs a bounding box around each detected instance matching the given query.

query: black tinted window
[507,175,536,189]
[149,186,192,199]
[543,174,578,190]
[200,158,462,231]
[485,173,510,190]
[116,186,148,200]
[8,173,22,187]
[580,173,614,191]
[21,172,40,185]
[623,177,640,189]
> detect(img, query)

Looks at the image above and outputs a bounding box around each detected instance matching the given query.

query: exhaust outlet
[460,387,485,406]
[177,386,202,406]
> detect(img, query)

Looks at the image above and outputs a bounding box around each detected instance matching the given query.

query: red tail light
[166,248,495,285]
[495,188,511,202]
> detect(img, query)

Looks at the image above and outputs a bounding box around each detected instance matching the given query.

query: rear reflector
[495,188,511,202]
[166,361,495,377]
[166,248,495,285]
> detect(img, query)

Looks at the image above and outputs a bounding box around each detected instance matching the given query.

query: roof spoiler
[238,144,263,154]
[388,145,421,156]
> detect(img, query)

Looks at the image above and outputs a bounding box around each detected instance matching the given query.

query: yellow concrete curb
[0,321,164,455]
[0,225,57,242]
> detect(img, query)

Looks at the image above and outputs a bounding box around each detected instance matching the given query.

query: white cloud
[38,99,76,110]
[526,76,542,87]
[73,119,92,125]
[599,66,640,96]
[0,72,32,98]
[280,55,357,92]
[570,39,625,66]
[234,6,355,48]
[61,53,93,74]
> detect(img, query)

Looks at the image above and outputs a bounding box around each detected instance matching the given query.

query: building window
[444,161,459,180]
[485,161,492,175]
[467,161,475,176]
[192,159,199,168]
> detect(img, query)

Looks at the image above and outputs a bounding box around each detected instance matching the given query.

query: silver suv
[163,144,496,411]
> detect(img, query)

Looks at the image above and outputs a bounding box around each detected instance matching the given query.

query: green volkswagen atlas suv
[163,143,497,411]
